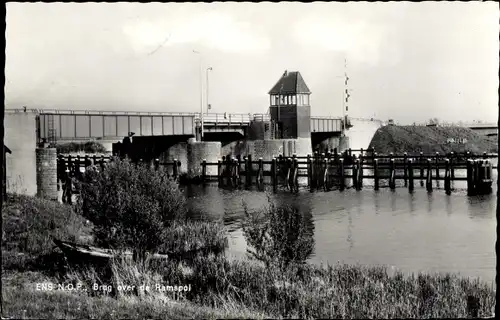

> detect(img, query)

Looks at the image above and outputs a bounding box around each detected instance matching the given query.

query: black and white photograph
[1,2,498,319]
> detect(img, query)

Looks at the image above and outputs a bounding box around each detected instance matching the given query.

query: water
[185,170,496,283]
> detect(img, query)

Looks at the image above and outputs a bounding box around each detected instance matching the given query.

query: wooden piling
[202,159,207,185]
[374,159,379,191]
[246,155,252,188]
[339,158,345,191]
[444,158,451,195]
[426,159,433,192]
[172,159,178,180]
[450,152,455,180]
[100,155,106,171]
[389,158,396,190]
[271,158,277,193]
[352,158,358,190]
[258,158,264,188]
[408,159,414,192]
[217,160,222,187]
[435,152,440,180]
[419,152,424,186]
[403,152,408,186]
[466,159,475,196]
[154,159,160,171]
[323,158,329,191]
[358,158,363,190]
[307,154,312,188]
[93,155,97,166]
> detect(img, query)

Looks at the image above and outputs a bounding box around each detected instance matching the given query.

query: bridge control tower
[268,70,312,140]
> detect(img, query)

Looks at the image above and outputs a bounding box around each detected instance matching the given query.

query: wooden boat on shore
[53,238,169,262]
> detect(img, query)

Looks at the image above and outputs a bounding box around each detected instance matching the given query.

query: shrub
[76,158,187,260]
[242,197,315,269]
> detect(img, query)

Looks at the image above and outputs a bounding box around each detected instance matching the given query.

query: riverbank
[2,190,496,318]
[369,125,497,155]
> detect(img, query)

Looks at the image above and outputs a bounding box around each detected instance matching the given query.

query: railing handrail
[7,108,198,117]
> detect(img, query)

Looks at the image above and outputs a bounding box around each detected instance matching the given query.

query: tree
[76,158,186,261]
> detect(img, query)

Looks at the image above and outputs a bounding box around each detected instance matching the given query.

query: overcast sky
[5,2,499,124]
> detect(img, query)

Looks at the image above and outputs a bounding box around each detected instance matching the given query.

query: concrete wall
[248,121,272,140]
[36,148,58,201]
[5,112,37,195]
[187,141,222,178]
[159,143,189,175]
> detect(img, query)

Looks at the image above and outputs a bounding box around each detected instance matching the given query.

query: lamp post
[206,67,212,115]
[193,50,203,140]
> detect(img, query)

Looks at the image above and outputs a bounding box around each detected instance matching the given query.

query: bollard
[426,159,433,192]
[202,159,207,185]
[444,159,451,195]
[271,158,277,193]
[408,159,414,192]
[154,159,160,171]
[374,159,379,191]
[389,159,395,190]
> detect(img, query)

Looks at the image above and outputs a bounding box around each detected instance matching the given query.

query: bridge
[5,108,344,143]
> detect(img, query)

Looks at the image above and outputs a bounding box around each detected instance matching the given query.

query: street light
[206,67,212,115]
[193,50,204,140]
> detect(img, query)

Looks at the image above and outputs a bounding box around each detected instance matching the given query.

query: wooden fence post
[154,159,160,171]
[374,159,379,191]
[358,158,363,190]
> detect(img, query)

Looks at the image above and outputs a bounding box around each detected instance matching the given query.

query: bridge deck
[8,109,349,141]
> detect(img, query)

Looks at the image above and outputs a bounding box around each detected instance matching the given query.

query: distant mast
[343,58,351,134]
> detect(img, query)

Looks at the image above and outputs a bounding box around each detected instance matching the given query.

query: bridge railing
[196,113,271,125]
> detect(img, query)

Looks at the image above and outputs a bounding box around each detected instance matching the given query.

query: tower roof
[268,70,311,95]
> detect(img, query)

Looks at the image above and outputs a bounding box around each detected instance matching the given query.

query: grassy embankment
[369,125,498,155]
[2,172,496,318]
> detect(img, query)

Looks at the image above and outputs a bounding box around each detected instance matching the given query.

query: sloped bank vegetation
[2,158,496,319]
[369,125,497,155]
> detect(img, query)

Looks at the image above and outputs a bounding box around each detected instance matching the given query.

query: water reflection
[185,183,496,282]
